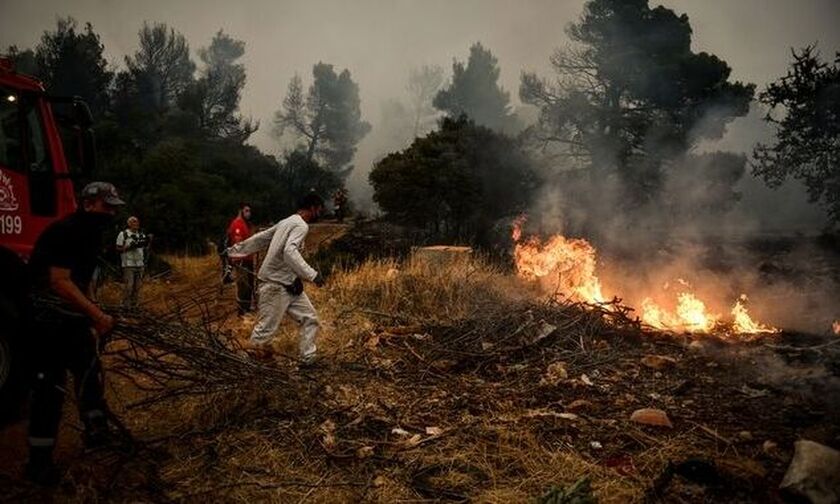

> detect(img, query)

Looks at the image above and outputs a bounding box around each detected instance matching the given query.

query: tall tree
[407,64,444,137]
[182,29,256,142]
[520,0,754,202]
[277,150,342,211]
[434,43,517,133]
[753,46,840,227]
[273,63,371,180]
[32,18,113,116]
[124,22,196,112]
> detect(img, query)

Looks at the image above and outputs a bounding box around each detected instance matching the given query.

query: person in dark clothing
[332,188,348,223]
[24,181,125,486]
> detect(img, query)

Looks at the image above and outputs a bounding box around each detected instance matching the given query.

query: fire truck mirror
[49,97,97,175]
[71,100,96,173]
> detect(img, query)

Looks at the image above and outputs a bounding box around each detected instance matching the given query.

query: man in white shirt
[115,216,150,308]
[227,194,325,364]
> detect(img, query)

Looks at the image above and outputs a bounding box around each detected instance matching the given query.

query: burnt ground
[325,305,840,503]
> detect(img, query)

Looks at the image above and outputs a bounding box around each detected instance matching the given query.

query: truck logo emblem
[0,170,19,212]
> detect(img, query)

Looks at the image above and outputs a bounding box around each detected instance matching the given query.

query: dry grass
[322,254,528,320]
[3,246,823,503]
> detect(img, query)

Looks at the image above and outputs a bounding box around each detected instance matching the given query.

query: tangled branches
[361,297,642,383]
[104,303,297,411]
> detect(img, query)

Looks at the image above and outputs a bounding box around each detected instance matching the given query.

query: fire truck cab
[0,56,97,422]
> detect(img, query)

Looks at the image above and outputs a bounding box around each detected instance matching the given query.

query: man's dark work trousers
[28,307,106,449]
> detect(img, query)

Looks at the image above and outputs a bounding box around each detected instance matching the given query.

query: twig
[688,421,732,445]
[765,339,840,352]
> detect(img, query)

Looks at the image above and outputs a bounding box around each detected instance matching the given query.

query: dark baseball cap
[81,181,126,206]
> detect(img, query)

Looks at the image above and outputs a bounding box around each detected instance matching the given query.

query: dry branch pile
[107,308,298,409]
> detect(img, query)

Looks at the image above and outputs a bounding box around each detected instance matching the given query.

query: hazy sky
[2,0,838,226]
[3,0,838,146]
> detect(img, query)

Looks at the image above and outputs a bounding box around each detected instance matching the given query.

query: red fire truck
[0,57,97,421]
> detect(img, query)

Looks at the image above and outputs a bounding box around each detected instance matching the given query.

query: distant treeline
[5,0,837,253]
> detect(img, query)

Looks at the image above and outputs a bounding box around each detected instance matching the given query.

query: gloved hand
[313,272,326,287]
[222,265,234,284]
[93,312,115,338]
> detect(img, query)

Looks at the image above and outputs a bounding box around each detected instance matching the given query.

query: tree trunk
[306,134,318,162]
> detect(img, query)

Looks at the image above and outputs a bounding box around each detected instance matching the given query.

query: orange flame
[731,296,778,334]
[512,217,778,336]
[640,292,718,333]
[511,214,526,243]
[513,219,606,303]
[833,320,840,336]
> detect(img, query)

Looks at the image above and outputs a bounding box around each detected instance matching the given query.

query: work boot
[84,428,113,449]
[83,415,117,449]
[222,266,234,284]
[244,342,274,361]
[298,356,323,371]
[24,447,61,487]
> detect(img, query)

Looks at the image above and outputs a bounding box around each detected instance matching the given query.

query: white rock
[780,440,840,504]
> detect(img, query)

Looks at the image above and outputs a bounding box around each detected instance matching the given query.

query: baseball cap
[81,181,126,206]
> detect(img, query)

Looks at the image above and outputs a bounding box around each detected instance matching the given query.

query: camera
[127,232,152,250]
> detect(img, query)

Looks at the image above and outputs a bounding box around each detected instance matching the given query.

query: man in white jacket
[227,194,325,363]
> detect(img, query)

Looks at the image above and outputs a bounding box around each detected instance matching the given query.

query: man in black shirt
[25,182,124,485]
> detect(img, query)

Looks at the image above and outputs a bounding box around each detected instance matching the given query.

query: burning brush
[511,216,778,337]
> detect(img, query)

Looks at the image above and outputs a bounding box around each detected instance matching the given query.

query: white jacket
[227,214,317,285]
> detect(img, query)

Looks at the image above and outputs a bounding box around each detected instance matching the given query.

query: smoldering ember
[1,1,839,503]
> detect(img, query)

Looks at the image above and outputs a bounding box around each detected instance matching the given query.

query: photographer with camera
[115,216,152,308]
